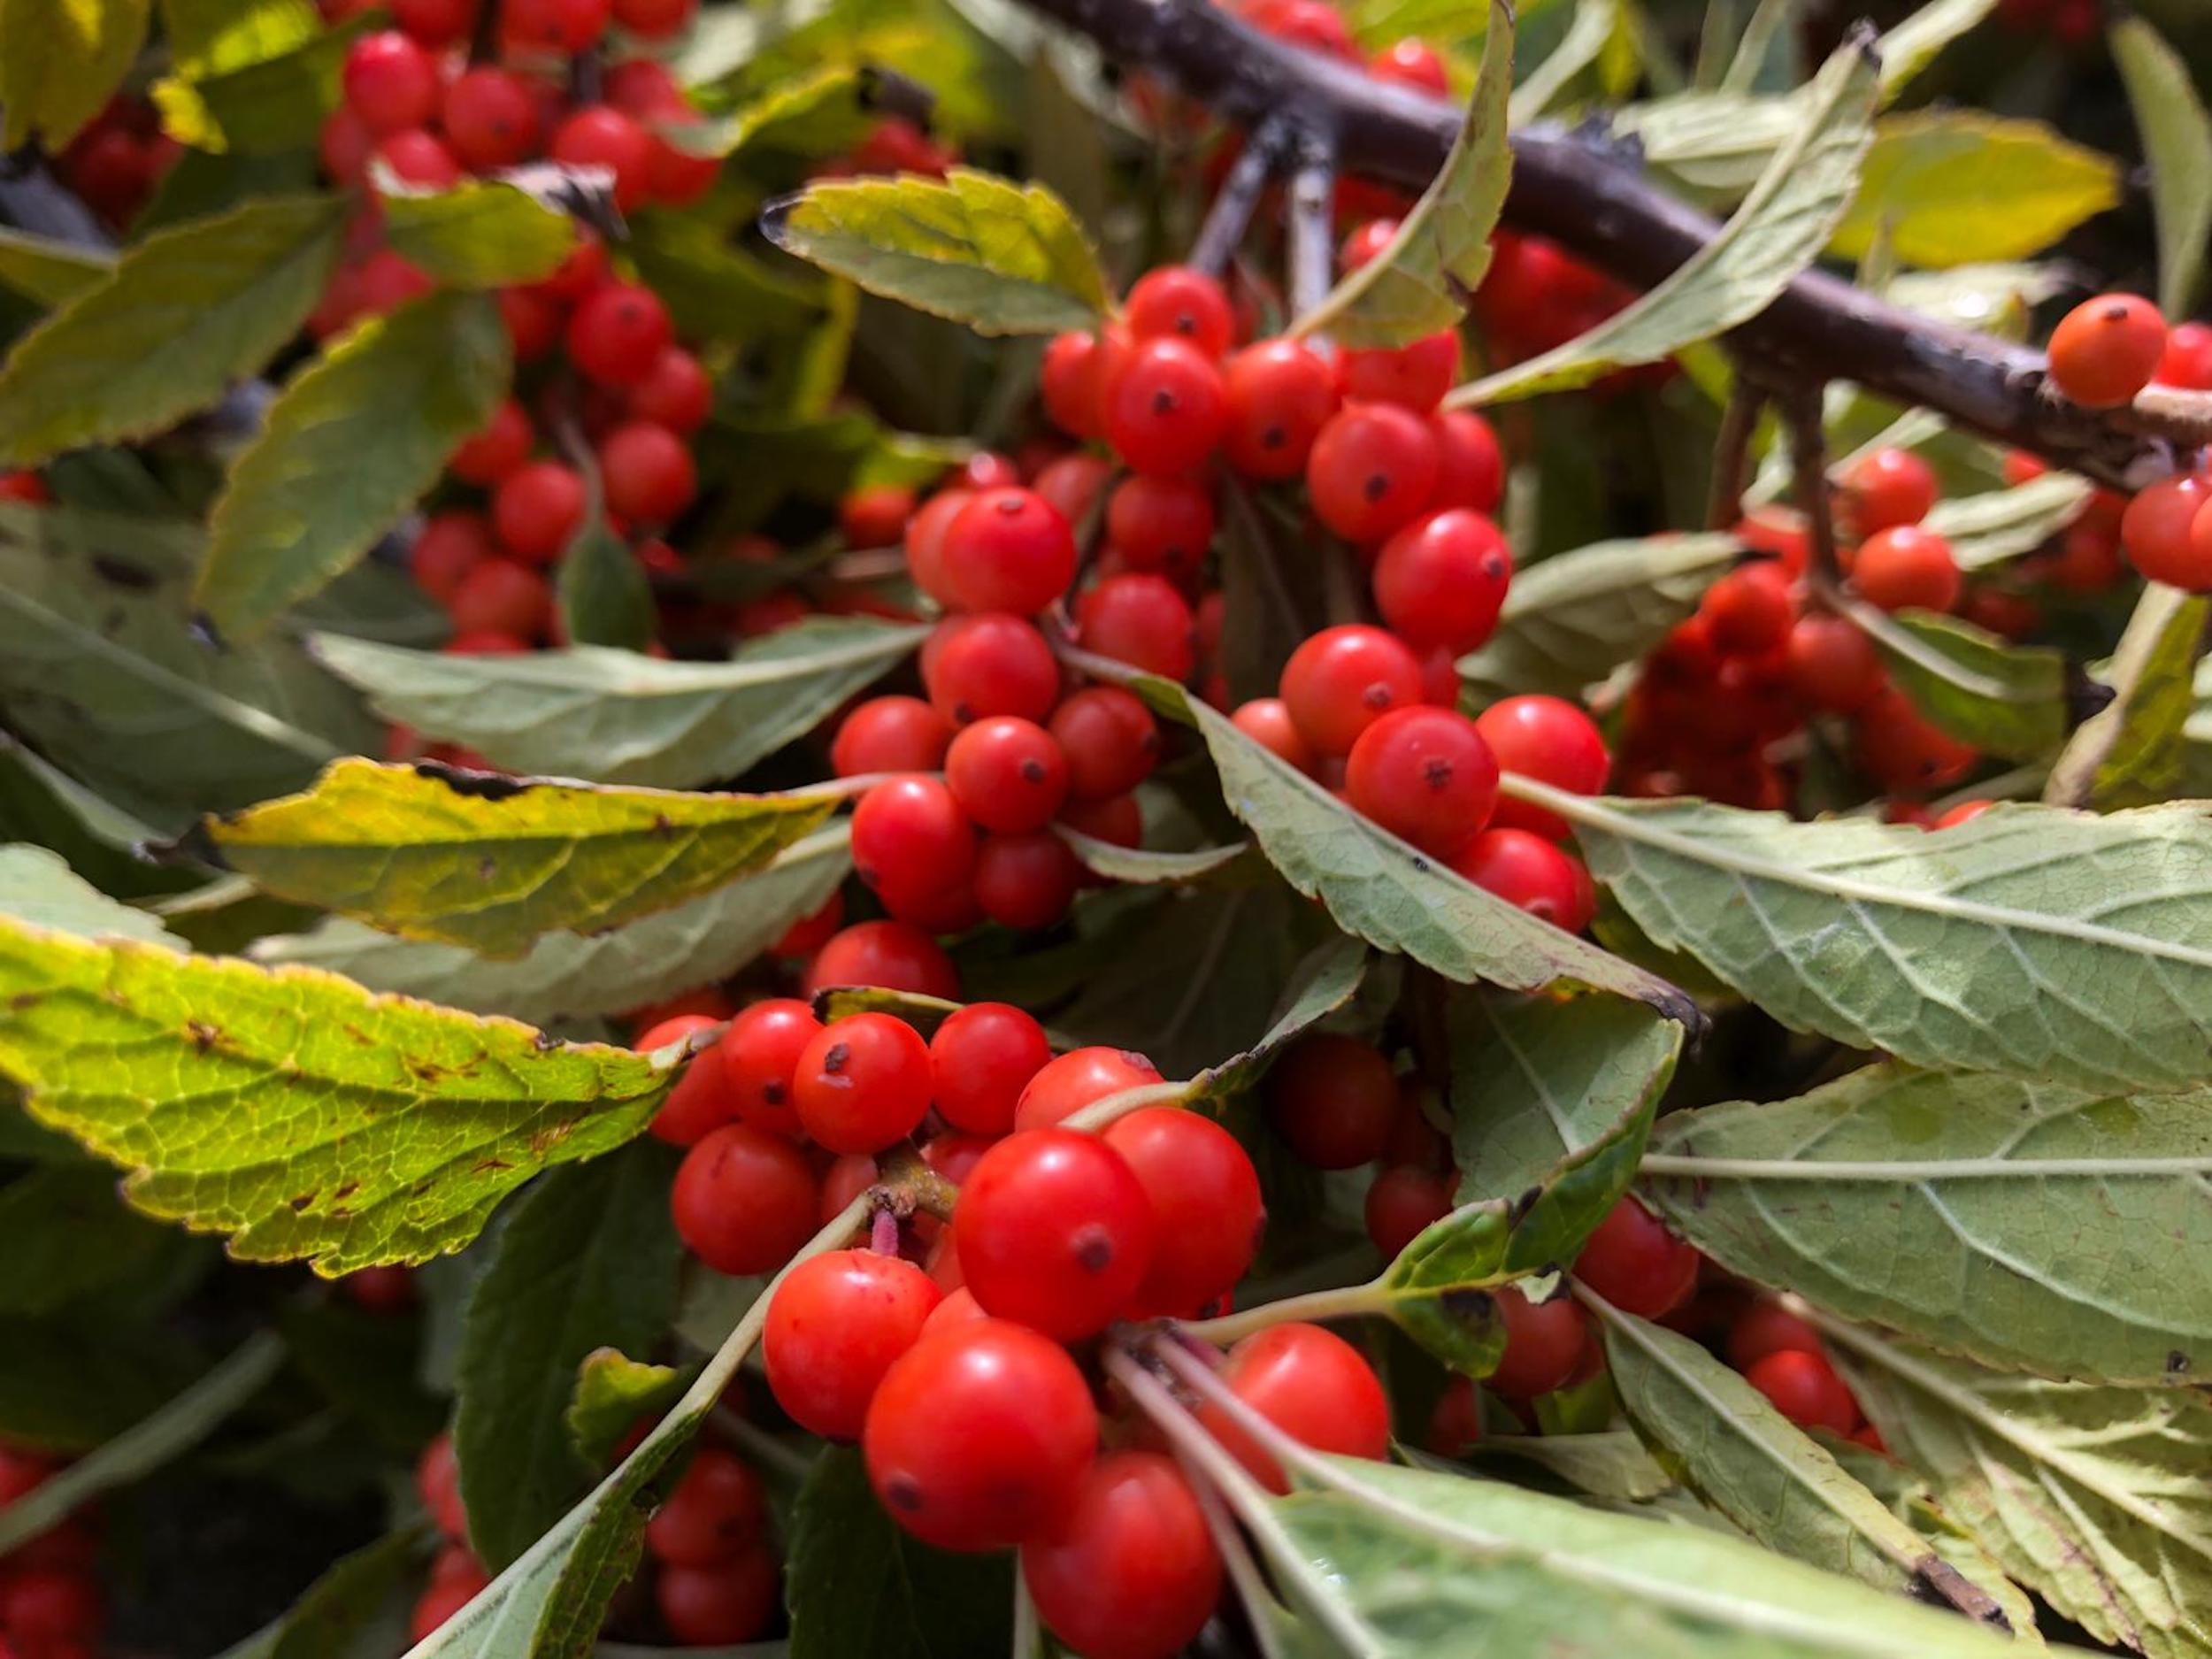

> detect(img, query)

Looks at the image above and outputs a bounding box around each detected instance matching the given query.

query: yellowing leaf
[0,0,151,150]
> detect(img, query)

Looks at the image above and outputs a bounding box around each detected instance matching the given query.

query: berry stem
[1176,1277,1389,1344]
[869,1205,900,1255]
[1776,380,1843,590]
[1188,116,1288,279]
[1707,379,1768,533]
[1285,133,1339,326]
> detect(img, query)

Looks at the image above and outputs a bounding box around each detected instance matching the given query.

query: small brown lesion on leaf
[341,1023,374,1045]
[2170,1349,2191,1374]
[333,1181,359,1202]
[650,813,675,839]
[1909,1555,2010,1631]
[409,1060,446,1083]
[288,1192,317,1212]
[188,1020,219,1054]
[529,1122,579,1155]
[471,1156,514,1175]
[8,993,40,1010]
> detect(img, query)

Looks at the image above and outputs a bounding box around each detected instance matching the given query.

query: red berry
[1449,827,1594,930]
[637,1013,737,1145]
[839,482,916,550]
[1369,35,1448,91]
[2121,472,2212,589]
[930,1002,1052,1134]
[1854,687,1978,793]
[1279,623,1423,756]
[343,32,439,134]
[598,420,696,523]
[1230,696,1317,771]
[1041,330,1104,439]
[1487,1285,1590,1399]
[953,1128,1154,1339]
[852,776,978,917]
[1785,613,1886,713]
[1197,1323,1390,1494]
[1102,1108,1263,1316]
[1249,0,1356,55]
[716,998,821,1139]
[1371,508,1513,654]
[1699,560,1794,657]
[448,558,551,639]
[550,105,654,210]
[503,0,612,53]
[1727,1299,1825,1372]
[2157,320,2212,389]
[1033,452,1113,526]
[671,1125,818,1274]
[1057,790,1141,849]
[1223,338,1338,480]
[1105,474,1214,578]
[1839,447,1939,536]
[1020,1451,1223,1659]
[627,347,711,433]
[565,282,673,388]
[1364,1164,1456,1256]
[375,128,462,188]
[1015,1046,1164,1131]
[656,1551,778,1646]
[613,0,696,37]
[803,920,959,999]
[1572,1197,1701,1318]
[1125,265,1234,358]
[356,247,435,313]
[832,695,954,776]
[765,1248,942,1440]
[923,613,1061,725]
[411,1566,484,1641]
[1853,526,1961,613]
[1264,1033,1396,1169]
[442,66,541,170]
[864,1319,1099,1551]
[942,488,1077,614]
[973,828,1083,928]
[394,0,478,44]
[793,1012,934,1154]
[1472,694,1609,840]
[1344,704,1499,856]
[1307,402,1438,543]
[417,1432,468,1540]
[497,285,563,358]
[1103,337,1227,475]
[1048,687,1160,801]
[1428,408,1503,512]
[1338,329,1459,413]
[1074,573,1197,680]
[946,717,1069,833]
[411,511,495,602]
[1745,1348,1859,1435]
[493,460,588,563]
[644,1446,768,1566]
[2047,292,2167,407]
[450,397,532,485]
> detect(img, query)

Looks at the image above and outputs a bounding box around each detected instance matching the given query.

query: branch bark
[1027,0,2199,492]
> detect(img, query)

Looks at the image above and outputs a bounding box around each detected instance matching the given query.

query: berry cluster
[51,96,180,231]
[0,1446,103,1659]
[408,1435,491,1644]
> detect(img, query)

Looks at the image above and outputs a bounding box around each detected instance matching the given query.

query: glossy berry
[1015,1046,1165,1131]
[2120,471,2212,589]
[946,717,1068,833]
[657,1552,778,1646]
[803,920,959,999]
[343,33,439,134]
[614,0,697,36]
[1279,623,1423,757]
[864,1319,1099,1551]
[1699,561,1793,657]
[1230,696,1317,771]
[1033,452,1113,524]
[671,1125,818,1274]
[411,511,494,602]
[565,283,673,388]
[942,488,1077,614]
[833,695,954,776]
[1106,474,1214,577]
[376,128,462,188]
[644,1446,768,1566]
[717,998,821,1139]
[493,461,588,564]
[393,0,478,44]
[1745,1349,1859,1435]
[1125,265,1234,358]
[1057,790,1142,849]
[1041,331,1104,439]
[1264,1033,1397,1169]
[1486,1285,1590,1399]
[2158,320,2212,389]
[442,67,541,169]
[955,1128,1153,1338]
[1103,337,1227,475]
[1572,1197,1701,1318]
[448,558,551,639]
[1853,526,1961,613]
[924,612,1062,726]
[1020,1451,1223,1659]
[1839,447,1939,536]
[1364,1164,1455,1256]
[504,0,612,54]
[929,1002,1051,1134]
[637,1013,738,1146]
[973,826,1084,927]
[551,106,654,209]
[1428,408,1504,512]
[1855,687,1978,793]
[1198,1323,1391,1493]
[1727,1299,1824,1372]
[1345,704,1498,856]
[852,775,977,918]
[1371,509,1512,654]
[1473,694,1609,841]
[449,397,532,485]
[1075,573,1197,680]
[1048,686,1160,801]
[1307,402,1438,543]
[1223,338,1338,480]
[1340,216,1400,271]
[1450,827,1594,931]
[1369,35,1448,91]
[839,482,916,550]
[599,421,696,523]
[2047,293,2167,408]
[1338,329,1459,412]
[628,347,712,433]
[1785,613,1886,713]
[793,1012,934,1155]
[1102,1108,1264,1315]
[765,1248,942,1440]
[417,1432,468,1540]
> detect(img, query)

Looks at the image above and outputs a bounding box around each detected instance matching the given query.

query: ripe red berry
[417,1432,469,1540]
[492,461,588,564]
[550,105,654,209]
[357,247,435,314]
[838,483,916,551]
[448,558,552,639]
[503,0,612,54]
[1006,1047,1159,1133]
[803,920,959,999]
[2158,319,2212,389]
[1450,827,1594,930]
[1699,560,1794,657]
[852,776,978,917]
[1279,623,1423,757]
[1223,338,1338,480]
[864,1319,1099,1551]
[1853,526,1961,613]
[2047,292,2167,407]
[411,1547,489,1640]
[923,612,1061,725]
[765,1248,942,1440]
[1020,1451,1223,1659]
[627,347,711,433]
[1307,402,1438,543]
[1785,613,1886,714]
[343,32,439,134]
[929,1002,1051,1134]
[2121,471,2212,589]
[1041,330,1104,439]
[1103,337,1227,475]
[793,1012,934,1154]
[671,1124,818,1274]
[1105,474,1214,578]
[411,511,495,602]
[613,0,697,37]
[1338,328,1460,412]
[716,998,821,1139]
[595,420,695,523]
[1048,686,1159,801]
[1472,694,1609,840]
[565,283,673,388]
[1230,696,1317,771]
[1102,1107,1264,1316]
[636,1013,738,1145]
[656,1551,778,1646]
[1854,687,1978,793]
[644,1446,768,1566]
[1371,508,1513,655]
[1487,1285,1590,1399]
[1428,408,1504,512]
[953,1128,1155,1339]
[1197,1323,1391,1494]
[1839,447,1939,536]
[1125,265,1234,358]
[394,0,478,45]
[1344,704,1499,856]
[1727,1299,1825,1372]
[1369,35,1448,91]
[1074,573,1197,680]
[941,488,1077,614]
[497,285,563,358]
[946,717,1069,833]
[1264,1033,1396,1169]
[832,695,955,776]
[1745,1349,1859,1435]
[375,128,463,188]
[1572,1196,1701,1318]
[972,829,1084,928]
[449,397,532,485]
[1364,1164,1456,1256]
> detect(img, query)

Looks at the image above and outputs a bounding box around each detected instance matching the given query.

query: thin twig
[1189,117,1288,278]
[1285,130,1339,325]
[1706,379,1768,532]
[1776,380,1842,589]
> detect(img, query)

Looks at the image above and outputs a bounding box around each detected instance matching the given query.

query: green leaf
[0,229,114,308]
[0,195,347,467]
[0,917,673,1272]
[151,11,365,154]
[2047,583,2210,810]
[0,1332,283,1554]
[1188,934,1371,1106]
[250,824,851,1025]
[1507,0,1620,125]
[1467,1429,1675,1502]
[1261,1454,2036,1657]
[1532,788,2212,1093]
[0,1164,178,1315]
[1453,34,1877,404]
[1070,652,1700,1027]
[457,1148,684,1570]
[1457,532,1741,702]
[1294,0,1512,348]
[1591,1296,2029,1628]
[786,1447,1013,1659]
[0,845,176,948]
[1871,0,1998,98]
[0,0,150,150]
[314,620,924,789]
[1932,472,2097,571]
[205,757,839,957]
[565,1350,683,1471]
[1638,1062,2212,1385]
[218,1528,420,1659]
[1831,112,2122,268]
[0,504,376,829]
[160,0,319,74]
[1055,829,1254,886]
[555,505,654,655]
[760,167,1111,336]
[1829,1324,2212,1659]
[197,289,512,640]
[1886,262,2065,339]
[1839,598,2078,760]
[0,1316,190,1451]
[688,63,878,158]
[2111,17,2212,318]
[380,179,579,290]
[627,210,826,347]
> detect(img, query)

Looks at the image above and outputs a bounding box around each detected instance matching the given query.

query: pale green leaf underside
[2111,16,2212,319]
[2050,583,2210,811]
[1841,598,2075,759]
[0,918,671,1274]
[312,618,927,789]
[1935,472,2097,572]
[207,757,839,958]
[0,846,179,949]
[1640,1063,2212,1385]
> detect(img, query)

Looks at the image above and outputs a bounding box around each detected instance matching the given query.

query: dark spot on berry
[1150,388,1179,416]
[1362,681,1392,710]
[1071,1224,1115,1273]
[1020,758,1048,783]
[822,1042,851,1075]
[1363,472,1389,502]
[995,495,1024,517]
[885,1474,924,1513]
[763,1081,786,1104]
[1422,757,1453,791]
[1261,424,1286,450]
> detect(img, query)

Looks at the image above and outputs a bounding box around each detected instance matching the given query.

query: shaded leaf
[0,918,672,1272]
[1639,1062,2212,1385]
[626,211,826,347]
[218,1528,420,1659]
[1839,597,2078,759]
[1187,934,1370,1105]
[0,229,114,307]
[1468,1429,1675,1502]
[2047,583,2209,810]
[566,1350,683,1471]
[0,846,177,948]
[556,509,655,655]
[2111,16,2212,318]
[151,9,364,153]
[761,167,1111,336]
[0,195,347,467]
[1934,472,2097,571]
[1055,828,1254,886]
[197,289,512,640]
[0,0,150,150]
[1507,0,1619,125]
[0,1164,179,1316]
[380,179,579,290]
[206,757,838,957]
[687,64,877,158]
[1887,262,2065,339]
